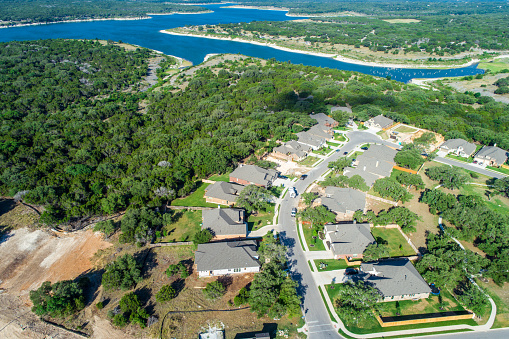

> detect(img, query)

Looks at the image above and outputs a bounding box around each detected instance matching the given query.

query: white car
[289,187,297,198]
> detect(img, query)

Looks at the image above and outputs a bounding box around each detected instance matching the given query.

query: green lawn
[478,58,509,73]
[327,141,341,147]
[161,209,202,242]
[298,155,321,167]
[314,259,360,271]
[371,227,416,257]
[459,183,509,215]
[395,125,418,133]
[302,224,326,251]
[446,154,473,163]
[247,205,274,231]
[313,146,333,156]
[487,166,509,175]
[380,290,465,317]
[170,181,218,207]
[208,172,230,182]
[334,134,346,142]
[269,185,284,198]
[325,284,477,334]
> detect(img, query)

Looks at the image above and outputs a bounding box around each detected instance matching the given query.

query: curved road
[278,131,509,339]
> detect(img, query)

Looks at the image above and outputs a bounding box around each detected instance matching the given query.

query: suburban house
[306,124,334,140]
[272,140,312,161]
[204,181,246,206]
[474,145,508,167]
[230,164,279,187]
[202,208,247,240]
[359,259,432,302]
[321,187,366,218]
[365,115,394,130]
[195,240,260,277]
[439,139,477,158]
[296,131,326,150]
[310,113,339,128]
[323,222,375,260]
[343,145,398,186]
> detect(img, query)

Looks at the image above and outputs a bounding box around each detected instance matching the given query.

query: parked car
[343,151,348,155]
[289,187,297,198]
[361,146,369,150]
[300,174,307,180]
[291,208,297,217]
[345,268,358,275]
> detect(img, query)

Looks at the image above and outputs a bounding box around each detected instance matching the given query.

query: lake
[0,4,483,83]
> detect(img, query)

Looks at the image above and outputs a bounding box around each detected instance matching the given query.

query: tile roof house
[202,208,247,240]
[474,145,508,167]
[343,145,398,186]
[359,258,431,302]
[230,164,279,187]
[195,240,260,277]
[439,139,477,158]
[296,131,326,150]
[365,115,394,130]
[321,187,366,218]
[272,140,312,161]
[204,181,246,206]
[310,113,339,128]
[323,223,375,260]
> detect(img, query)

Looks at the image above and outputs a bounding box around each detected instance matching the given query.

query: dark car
[361,146,369,150]
[291,208,297,217]
[300,174,307,180]
[345,268,358,275]
[343,151,348,155]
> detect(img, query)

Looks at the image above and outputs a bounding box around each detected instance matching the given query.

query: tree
[102,254,142,291]
[373,177,412,202]
[395,146,425,170]
[413,132,436,149]
[236,185,274,213]
[456,283,489,316]
[94,219,116,236]
[30,280,85,318]
[120,208,163,245]
[491,177,509,197]
[334,281,381,325]
[258,232,287,264]
[118,292,148,328]
[203,280,226,300]
[425,165,469,189]
[375,207,419,232]
[234,287,250,306]
[156,285,176,302]
[248,261,286,317]
[363,243,389,262]
[166,261,189,278]
[393,171,424,189]
[193,229,213,244]
[330,110,349,127]
[328,157,351,173]
[420,189,457,214]
[301,192,317,206]
[298,205,336,231]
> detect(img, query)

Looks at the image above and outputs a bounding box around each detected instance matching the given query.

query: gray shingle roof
[322,187,366,214]
[343,145,397,186]
[369,115,394,129]
[440,139,476,156]
[324,223,374,256]
[230,165,279,187]
[343,167,380,186]
[296,131,325,148]
[307,124,333,139]
[195,240,260,272]
[273,140,311,158]
[360,259,431,298]
[310,113,338,126]
[202,208,247,237]
[475,146,508,165]
[330,106,352,114]
[204,181,245,203]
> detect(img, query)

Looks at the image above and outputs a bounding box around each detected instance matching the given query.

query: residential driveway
[304,251,333,260]
[435,156,506,178]
[312,270,347,286]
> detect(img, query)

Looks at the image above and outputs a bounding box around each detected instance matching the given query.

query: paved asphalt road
[279,132,390,339]
[278,131,509,339]
[435,156,506,179]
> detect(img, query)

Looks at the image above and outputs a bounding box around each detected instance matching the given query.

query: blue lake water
[0,4,483,82]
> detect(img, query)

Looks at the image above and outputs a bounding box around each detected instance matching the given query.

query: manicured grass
[302,224,326,251]
[379,290,465,317]
[334,134,346,142]
[308,260,314,272]
[327,141,341,147]
[296,222,306,250]
[161,209,202,242]
[371,227,416,257]
[319,285,336,322]
[478,59,509,73]
[487,165,509,175]
[314,259,360,271]
[395,125,418,133]
[208,172,230,182]
[358,124,368,130]
[325,284,478,334]
[298,155,321,167]
[476,278,509,328]
[459,183,509,215]
[350,151,363,159]
[446,154,473,163]
[170,181,218,207]
[313,146,333,156]
[247,205,274,231]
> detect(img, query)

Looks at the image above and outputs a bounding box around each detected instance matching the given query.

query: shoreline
[0,11,212,29]
[160,30,481,70]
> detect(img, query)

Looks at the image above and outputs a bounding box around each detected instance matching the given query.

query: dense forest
[0,0,208,26]
[211,13,509,54]
[2,39,509,226]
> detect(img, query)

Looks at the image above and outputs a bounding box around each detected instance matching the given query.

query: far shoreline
[159,30,481,70]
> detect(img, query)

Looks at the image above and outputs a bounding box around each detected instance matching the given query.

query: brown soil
[401,191,439,253]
